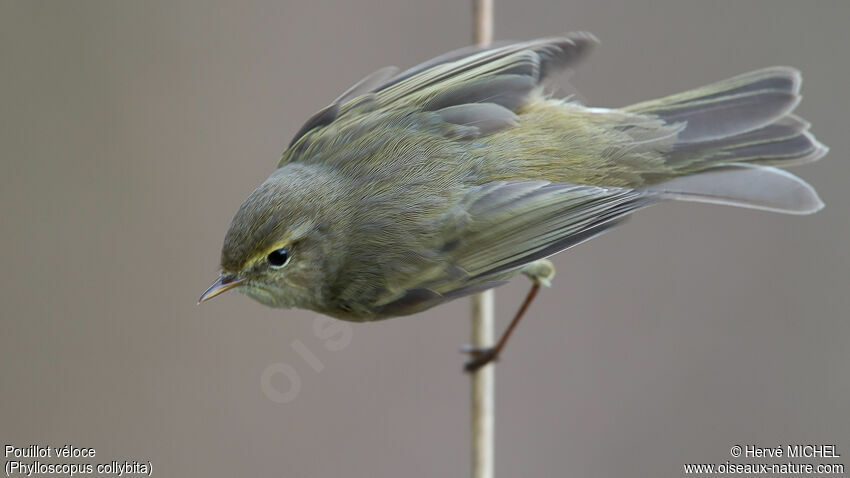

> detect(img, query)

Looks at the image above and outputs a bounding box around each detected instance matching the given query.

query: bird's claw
[461,345,500,373]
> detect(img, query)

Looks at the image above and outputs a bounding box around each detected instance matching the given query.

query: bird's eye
[267,248,289,268]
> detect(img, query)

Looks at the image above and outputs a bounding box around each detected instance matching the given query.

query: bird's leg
[463,283,540,372]
[463,260,555,373]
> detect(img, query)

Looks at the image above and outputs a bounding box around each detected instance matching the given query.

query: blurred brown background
[2,1,848,477]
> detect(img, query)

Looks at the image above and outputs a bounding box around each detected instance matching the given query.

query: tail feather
[626,67,802,143]
[668,114,828,168]
[628,67,827,214]
[649,163,824,215]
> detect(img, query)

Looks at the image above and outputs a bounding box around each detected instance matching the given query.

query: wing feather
[442,181,655,279]
[282,33,598,162]
[370,181,656,317]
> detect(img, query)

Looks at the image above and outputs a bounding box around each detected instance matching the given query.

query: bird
[200,32,828,371]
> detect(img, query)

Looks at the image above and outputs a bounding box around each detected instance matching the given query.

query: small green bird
[200,33,827,369]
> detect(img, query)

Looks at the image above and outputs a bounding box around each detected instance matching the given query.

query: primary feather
[220,33,827,320]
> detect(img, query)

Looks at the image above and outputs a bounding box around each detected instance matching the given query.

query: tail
[625,67,828,214]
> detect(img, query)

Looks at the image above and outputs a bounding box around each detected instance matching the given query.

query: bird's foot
[460,345,500,373]
[521,259,556,287]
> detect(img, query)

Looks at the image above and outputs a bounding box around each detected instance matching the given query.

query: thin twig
[472,0,493,46]
[470,3,494,478]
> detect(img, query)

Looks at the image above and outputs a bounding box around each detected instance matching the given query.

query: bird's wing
[369,181,656,317]
[279,33,597,166]
[438,181,654,279]
[370,33,597,108]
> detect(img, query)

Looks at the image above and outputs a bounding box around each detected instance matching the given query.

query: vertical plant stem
[473,0,493,46]
[470,289,494,478]
[470,4,494,478]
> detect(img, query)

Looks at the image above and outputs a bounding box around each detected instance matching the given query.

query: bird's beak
[198,274,245,304]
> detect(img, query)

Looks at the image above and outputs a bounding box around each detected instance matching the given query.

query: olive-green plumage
[205,33,827,321]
